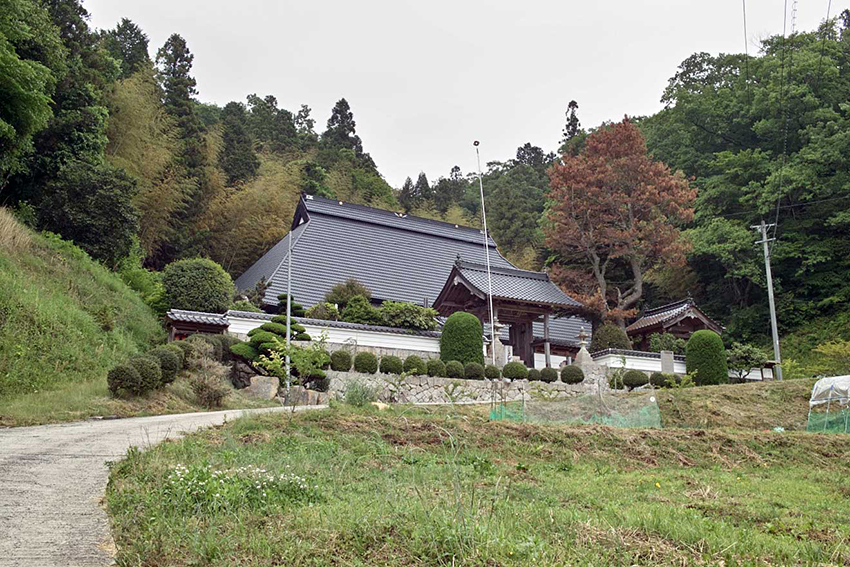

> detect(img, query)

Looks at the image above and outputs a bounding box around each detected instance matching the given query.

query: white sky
[85,0,844,187]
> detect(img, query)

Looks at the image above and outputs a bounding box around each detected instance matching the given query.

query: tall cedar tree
[414,172,432,201]
[101,18,150,78]
[546,119,695,328]
[323,98,363,155]
[433,165,465,213]
[246,94,297,152]
[219,101,259,185]
[399,176,416,212]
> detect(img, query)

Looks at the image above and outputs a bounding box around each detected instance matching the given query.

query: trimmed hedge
[107,363,143,397]
[484,364,501,380]
[162,257,235,313]
[149,346,181,384]
[589,322,631,353]
[380,355,403,375]
[445,360,465,378]
[354,352,378,374]
[560,365,584,384]
[403,355,427,375]
[426,359,446,377]
[129,355,162,393]
[686,330,728,385]
[623,369,649,388]
[527,368,540,381]
[464,362,485,380]
[440,312,484,365]
[330,350,352,371]
[231,342,260,362]
[540,368,558,383]
[502,361,528,380]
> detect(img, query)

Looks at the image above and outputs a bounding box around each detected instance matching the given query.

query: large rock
[230,360,257,389]
[244,375,279,399]
[281,385,328,406]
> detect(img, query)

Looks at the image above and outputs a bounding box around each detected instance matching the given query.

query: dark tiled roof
[166,309,229,326]
[233,222,308,295]
[454,260,582,308]
[225,310,442,338]
[626,297,722,334]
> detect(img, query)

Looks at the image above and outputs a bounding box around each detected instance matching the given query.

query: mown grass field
[107,400,850,566]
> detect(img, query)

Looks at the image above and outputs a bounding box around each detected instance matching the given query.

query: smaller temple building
[626,297,723,351]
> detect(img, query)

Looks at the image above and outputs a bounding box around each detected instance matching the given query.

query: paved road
[0,406,321,567]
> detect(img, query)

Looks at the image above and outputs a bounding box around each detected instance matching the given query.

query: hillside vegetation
[0,208,162,399]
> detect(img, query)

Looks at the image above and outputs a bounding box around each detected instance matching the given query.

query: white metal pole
[474,142,497,367]
[285,227,292,396]
[752,220,783,381]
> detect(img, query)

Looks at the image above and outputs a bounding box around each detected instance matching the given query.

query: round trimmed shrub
[426,359,446,377]
[380,355,403,375]
[231,341,260,362]
[464,362,485,380]
[622,369,648,388]
[403,355,427,375]
[527,368,540,381]
[259,322,290,336]
[440,312,484,365]
[560,365,584,384]
[502,361,528,381]
[354,351,378,374]
[162,257,235,313]
[686,330,728,385]
[589,322,631,353]
[149,346,181,384]
[172,340,195,360]
[107,363,142,397]
[484,364,501,380]
[330,350,352,371]
[294,332,312,341]
[649,371,670,387]
[129,355,162,393]
[540,368,558,383]
[445,360,465,378]
[164,343,186,366]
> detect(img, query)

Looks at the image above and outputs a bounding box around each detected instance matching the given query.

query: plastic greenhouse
[806,376,850,434]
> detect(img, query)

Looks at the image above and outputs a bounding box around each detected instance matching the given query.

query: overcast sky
[86,0,843,188]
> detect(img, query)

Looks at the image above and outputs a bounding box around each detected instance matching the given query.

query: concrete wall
[592,350,773,380]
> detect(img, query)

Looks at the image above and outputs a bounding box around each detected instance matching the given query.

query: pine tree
[219,101,259,186]
[399,176,416,212]
[414,172,432,201]
[101,18,150,78]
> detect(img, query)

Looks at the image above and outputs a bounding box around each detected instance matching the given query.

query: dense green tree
[399,176,416,212]
[323,98,362,155]
[162,257,235,313]
[245,94,298,151]
[414,172,432,201]
[294,104,315,136]
[299,161,332,197]
[487,164,546,257]
[101,18,149,78]
[433,165,465,213]
[219,101,259,185]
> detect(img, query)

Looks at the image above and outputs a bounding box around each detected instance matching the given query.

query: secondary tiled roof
[166,309,229,326]
[626,297,722,334]
[453,260,582,308]
[225,310,442,338]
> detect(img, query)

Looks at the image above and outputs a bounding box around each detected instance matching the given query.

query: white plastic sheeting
[809,376,850,407]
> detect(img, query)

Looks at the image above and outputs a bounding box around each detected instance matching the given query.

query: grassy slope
[108,404,850,566]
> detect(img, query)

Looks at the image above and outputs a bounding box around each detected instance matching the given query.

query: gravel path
[0,406,321,567]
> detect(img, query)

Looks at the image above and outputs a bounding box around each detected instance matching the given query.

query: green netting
[806,408,850,434]
[490,389,662,428]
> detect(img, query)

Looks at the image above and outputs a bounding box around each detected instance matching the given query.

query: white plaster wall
[593,352,772,380]
[533,352,568,369]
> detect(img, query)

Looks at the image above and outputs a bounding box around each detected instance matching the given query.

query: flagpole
[474,141,497,366]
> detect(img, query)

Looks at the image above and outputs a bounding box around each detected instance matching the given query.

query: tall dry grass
[0,207,31,252]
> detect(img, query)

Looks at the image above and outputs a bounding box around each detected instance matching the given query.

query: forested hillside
[2,0,849,359]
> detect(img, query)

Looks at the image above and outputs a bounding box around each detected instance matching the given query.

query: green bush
[230,299,261,313]
[107,363,143,397]
[622,369,649,388]
[686,330,728,385]
[648,332,686,355]
[188,334,223,361]
[484,364,501,380]
[426,359,446,377]
[464,362,485,380]
[343,381,377,407]
[589,322,631,352]
[164,343,186,366]
[305,302,339,321]
[560,365,584,384]
[502,361,528,381]
[277,293,306,317]
[380,301,438,331]
[128,355,162,393]
[330,350,352,371]
[230,342,260,362]
[149,346,181,384]
[609,374,624,389]
[649,372,674,387]
[440,312,484,365]
[445,360,465,378]
[380,355,403,374]
[294,332,311,341]
[218,335,242,364]
[325,278,371,309]
[354,351,378,374]
[403,355,427,375]
[172,340,195,361]
[540,368,558,383]
[162,258,235,313]
[341,295,383,325]
[527,368,540,381]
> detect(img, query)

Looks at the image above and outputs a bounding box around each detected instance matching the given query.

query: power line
[742,0,752,104]
[706,194,850,219]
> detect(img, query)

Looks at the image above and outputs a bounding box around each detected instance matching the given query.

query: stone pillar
[660,350,675,374]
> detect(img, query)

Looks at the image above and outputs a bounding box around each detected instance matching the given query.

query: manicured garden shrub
[589,322,631,353]
[560,365,584,384]
[464,362,485,380]
[164,343,186,366]
[502,361,528,381]
[540,368,558,383]
[161,258,235,313]
[107,363,142,397]
[445,360,465,378]
[129,355,162,393]
[330,350,352,371]
[403,355,427,375]
[266,319,312,342]
[649,371,672,387]
[325,278,371,309]
[623,369,649,388]
[305,302,340,321]
[277,293,305,316]
[309,376,331,392]
[484,364,501,380]
[685,330,728,385]
[354,351,378,374]
[527,368,540,381]
[230,341,260,363]
[149,346,181,384]
[380,301,439,331]
[380,355,403,375]
[426,359,446,377]
[341,295,383,325]
[440,311,484,365]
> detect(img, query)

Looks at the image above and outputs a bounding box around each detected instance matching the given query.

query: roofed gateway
[235,194,588,366]
[626,296,723,350]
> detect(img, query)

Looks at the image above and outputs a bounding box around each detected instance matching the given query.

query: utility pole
[752,220,783,380]
[474,141,497,367]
